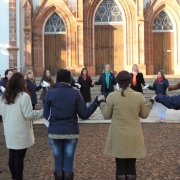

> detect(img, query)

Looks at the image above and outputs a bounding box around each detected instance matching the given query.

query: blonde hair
[103,64,111,73]
[132,64,140,72]
[25,70,34,81]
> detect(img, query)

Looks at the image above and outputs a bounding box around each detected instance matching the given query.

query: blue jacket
[25,79,42,104]
[148,79,169,95]
[95,72,116,93]
[43,84,98,135]
[0,78,8,88]
[156,94,180,110]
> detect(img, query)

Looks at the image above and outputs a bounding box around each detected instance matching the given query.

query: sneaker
[160,118,165,123]
[156,118,161,122]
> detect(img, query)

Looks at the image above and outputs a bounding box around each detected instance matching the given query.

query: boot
[64,172,74,180]
[116,175,126,180]
[127,174,137,180]
[54,171,63,180]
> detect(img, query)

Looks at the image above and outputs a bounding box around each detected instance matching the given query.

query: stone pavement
[34,107,180,125]
[0,123,180,180]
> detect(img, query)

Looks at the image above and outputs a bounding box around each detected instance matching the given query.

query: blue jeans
[49,138,78,173]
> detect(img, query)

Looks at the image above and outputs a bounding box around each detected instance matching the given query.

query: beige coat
[100,87,153,158]
[0,92,43,149]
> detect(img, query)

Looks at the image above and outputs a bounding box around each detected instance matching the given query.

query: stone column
[7,0,19,68]
[137,0,146,75]
[75,0,84,76]
[23,1,32,73]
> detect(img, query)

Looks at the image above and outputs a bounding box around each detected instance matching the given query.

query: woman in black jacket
[78,68,93,107]
[93,64,116,100]
[130,64,146,93]
[40,69,54,104]
[25,70,42,110]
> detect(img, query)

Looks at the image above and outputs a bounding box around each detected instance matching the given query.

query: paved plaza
[1,112,180,180]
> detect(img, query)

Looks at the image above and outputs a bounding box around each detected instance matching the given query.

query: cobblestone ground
[0,123,180,180]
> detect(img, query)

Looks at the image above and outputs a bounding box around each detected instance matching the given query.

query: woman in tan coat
[0,72,43,180]
[98,70,155,180]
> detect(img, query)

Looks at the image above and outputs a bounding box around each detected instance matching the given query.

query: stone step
[34,76,180,109]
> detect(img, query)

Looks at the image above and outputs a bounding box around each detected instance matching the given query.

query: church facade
[1,0,180,76]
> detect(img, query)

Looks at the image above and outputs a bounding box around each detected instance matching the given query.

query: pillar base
[33,67,44,77]
[86,66,96,76]
[146,65,154,75]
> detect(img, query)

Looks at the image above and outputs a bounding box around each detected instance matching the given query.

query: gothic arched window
[44,13,66,34]
[152,11,173,31]
[95,0,123,23]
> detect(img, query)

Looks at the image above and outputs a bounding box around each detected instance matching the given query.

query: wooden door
[44,34,66,76]
[153,32,174,74]
[94,25,124,75]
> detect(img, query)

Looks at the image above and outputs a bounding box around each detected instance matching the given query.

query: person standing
[25,70,42,110]
[147,70,169,122]
[40,69,54,104]
[78,68,94,107]
[0,69,13,88]
[93,64,116,100]
[0,72,43,180]
[43,69,99,180]
[98,70,154,180]
[130,64,146,93]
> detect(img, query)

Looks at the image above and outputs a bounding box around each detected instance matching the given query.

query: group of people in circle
[0,64,180,180]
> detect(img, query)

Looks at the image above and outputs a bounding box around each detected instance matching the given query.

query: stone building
[0,0,180,76]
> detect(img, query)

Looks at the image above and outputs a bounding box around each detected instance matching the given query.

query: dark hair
[40,69,54,85]
[4,69,13,79]
[116,70,132,97]
[157,70,165,79]
[81,68,88,76]
[2,72,30,104]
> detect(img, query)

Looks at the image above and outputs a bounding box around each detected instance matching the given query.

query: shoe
[0,169,2,173]
[54,171,63,180]
[156,118,161,122]
[64,172,74,180]
[116,175,126,180]
[160,118,165,123]
[127,174,137,180]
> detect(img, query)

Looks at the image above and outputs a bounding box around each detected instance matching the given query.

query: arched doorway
[44,13,66,76]
[94,0,124,75]
[152,11,174,74]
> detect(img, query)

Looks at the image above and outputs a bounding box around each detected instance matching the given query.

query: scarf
[132,71,138,86]
[157,77,163,84]
[105,71,110,89]
[82,75,87,80]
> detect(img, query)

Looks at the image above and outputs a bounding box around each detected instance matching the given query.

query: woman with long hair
[40,69,54,104]
[147,70,169,122]
[130,64,146,93]
[98,70,155,180]
[93,64,116,100]
[25,70,42,110]
[78,68,94,107]
[0,72,43,180]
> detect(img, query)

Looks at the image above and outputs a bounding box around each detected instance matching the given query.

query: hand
[93,80,97,84]
[98,95,105,101]
[166,87,169,91]
[151,95,156,101]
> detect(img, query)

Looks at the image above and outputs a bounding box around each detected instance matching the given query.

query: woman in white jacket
[0,72,43,180]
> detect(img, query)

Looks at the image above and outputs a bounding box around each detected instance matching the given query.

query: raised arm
[76,92,98,119]
[168,82,180,91]
[20,93,43,120]
[155,94,180,110]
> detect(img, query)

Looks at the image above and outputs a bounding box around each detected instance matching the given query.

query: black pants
[115,158,136,175]
[32,104,35,110]
[9,148,27,180]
